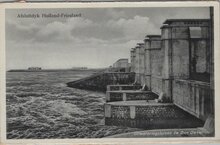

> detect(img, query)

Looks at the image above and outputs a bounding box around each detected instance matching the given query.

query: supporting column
[161,25,173,102]
[144,38,151,90]
[134,43,145,85]
[147,35,163,96]
[134,46,141,84]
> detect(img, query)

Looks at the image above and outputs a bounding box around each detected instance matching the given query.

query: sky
[6,7,210,70]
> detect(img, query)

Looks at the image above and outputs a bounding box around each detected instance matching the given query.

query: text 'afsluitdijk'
[17,13,82,19]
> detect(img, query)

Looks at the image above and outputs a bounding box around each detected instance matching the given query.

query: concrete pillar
[134,46,140,84]
[144,38,151,90]
[105,104,111,118]
[106,91,110,102]
[146,35,162,96]
[137,43,146,86]
[107,85,110,91]
[134,46,140,83]
[130,48,136,72]
[161,26,172,78]
[161,21,191,102]
[161,25,173,102]
[130,106,136,119]
[123,93,127,101]
[161,22,191,79]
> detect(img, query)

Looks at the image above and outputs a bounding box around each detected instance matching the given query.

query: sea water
[6,70,140,139]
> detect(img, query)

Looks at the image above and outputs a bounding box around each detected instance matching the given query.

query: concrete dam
[67,18,214,137]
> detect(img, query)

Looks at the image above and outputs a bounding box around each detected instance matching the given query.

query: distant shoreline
[7,68,106,72]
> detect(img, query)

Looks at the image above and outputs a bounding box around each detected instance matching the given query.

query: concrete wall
[173,79,213,121]
[67,72,135,91]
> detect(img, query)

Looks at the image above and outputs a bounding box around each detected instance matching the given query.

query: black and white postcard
[0,1,219,144]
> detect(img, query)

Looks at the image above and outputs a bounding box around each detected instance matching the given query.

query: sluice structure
[104,18,214,136]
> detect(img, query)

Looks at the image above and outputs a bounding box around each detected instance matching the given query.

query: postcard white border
[0,1,219,144]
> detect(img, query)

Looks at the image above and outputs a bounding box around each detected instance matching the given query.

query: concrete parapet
[106,90,157,102]
[104,101,204,129]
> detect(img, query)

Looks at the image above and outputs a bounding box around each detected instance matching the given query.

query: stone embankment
[67,72,135,91]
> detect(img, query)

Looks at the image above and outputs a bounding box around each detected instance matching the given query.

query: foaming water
[6,70,140,139]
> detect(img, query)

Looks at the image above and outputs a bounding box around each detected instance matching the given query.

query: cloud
[37,17,93,37]
[106,15,159,41]
[35,17,94,42]
[106,9,126,19]
[6,13,158,45]
[6,19,40,42]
